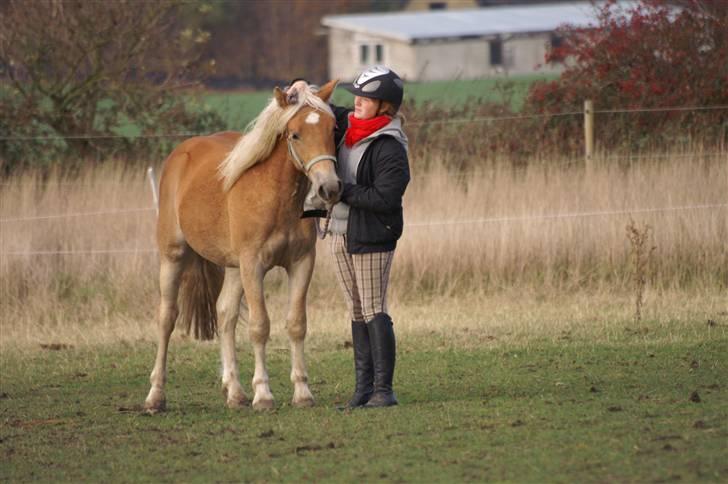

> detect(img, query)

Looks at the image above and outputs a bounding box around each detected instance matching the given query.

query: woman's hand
[284,79,312,104]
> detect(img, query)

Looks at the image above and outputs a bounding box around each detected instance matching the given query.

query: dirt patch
[653,435,683,441]
[9,419,66,428]
[295,442,336,455]
[117,405,145,414]
[39,343,73,351]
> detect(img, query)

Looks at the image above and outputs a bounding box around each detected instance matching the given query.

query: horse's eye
[290,132,300,141]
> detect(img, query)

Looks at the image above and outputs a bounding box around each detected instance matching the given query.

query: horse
[144,80,341,413]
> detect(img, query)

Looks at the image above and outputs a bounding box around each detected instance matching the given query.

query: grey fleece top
[329,116,408,235]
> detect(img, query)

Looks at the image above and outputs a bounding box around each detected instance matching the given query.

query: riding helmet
[345,66,404,109]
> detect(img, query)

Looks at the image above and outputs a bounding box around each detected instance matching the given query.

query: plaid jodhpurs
[329,234,394,322]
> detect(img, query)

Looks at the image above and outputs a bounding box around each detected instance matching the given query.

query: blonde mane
[219,85,334,192]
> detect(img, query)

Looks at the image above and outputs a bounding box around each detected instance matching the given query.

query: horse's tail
[177,251,224,340]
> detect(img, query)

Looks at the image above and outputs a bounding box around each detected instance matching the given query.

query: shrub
[0,0,224,174]
[525,0,728,152]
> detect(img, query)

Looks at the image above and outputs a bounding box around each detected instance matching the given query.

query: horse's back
[161,131,240,183]
[158,132,242,265]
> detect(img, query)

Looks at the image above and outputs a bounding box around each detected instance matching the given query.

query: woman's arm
[341,138,410,214]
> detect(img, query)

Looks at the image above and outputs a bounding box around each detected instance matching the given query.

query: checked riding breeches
[329,234,394,322]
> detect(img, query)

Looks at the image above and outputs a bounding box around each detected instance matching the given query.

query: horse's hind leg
[286,252,315,407]
[239,259,275,410]
[144,251,187,413]
[218,267,249,408]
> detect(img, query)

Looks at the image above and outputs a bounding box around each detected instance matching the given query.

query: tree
[194,0,408,87]
[0,0,223,172]
[525,0,728,149]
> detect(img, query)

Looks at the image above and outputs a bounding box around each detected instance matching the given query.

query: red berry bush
[526,0,728,154]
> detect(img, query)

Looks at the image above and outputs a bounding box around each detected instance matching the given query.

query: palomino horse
[144,80,341,413]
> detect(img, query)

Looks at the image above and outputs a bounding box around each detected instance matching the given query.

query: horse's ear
[316,79,338,103]
[274,87,288,108]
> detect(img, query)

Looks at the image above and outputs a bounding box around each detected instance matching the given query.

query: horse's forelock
[219,85,334,192]
[282,86,334,127]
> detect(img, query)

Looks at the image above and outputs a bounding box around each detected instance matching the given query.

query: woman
[326,66,410,408]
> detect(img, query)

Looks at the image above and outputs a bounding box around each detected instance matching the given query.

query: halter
[286,137,337,174]
[286,133,337,239]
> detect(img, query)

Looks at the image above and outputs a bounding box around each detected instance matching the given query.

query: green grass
[403,74,555,109]
[203,90,276,132]
[1,332,726,482]
[204,75,555,130]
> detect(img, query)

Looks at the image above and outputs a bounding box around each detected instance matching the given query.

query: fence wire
[1,104,727,141]
[0,207,156,223]
[2,202,725,256]
[2,102,725,255]
[407,203,728,228]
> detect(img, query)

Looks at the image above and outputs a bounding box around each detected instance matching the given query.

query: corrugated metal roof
[322,1,634,42]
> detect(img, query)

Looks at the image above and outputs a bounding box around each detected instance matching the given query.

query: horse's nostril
[337,180,343,194]
[318,184,329,201]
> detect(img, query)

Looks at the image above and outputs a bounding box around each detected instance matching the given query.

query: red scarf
[345,113,391,147]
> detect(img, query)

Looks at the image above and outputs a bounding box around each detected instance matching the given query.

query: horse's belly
[258,228,315,269]
[185,234,236,267]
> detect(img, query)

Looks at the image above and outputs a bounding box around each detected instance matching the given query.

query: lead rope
[316,209,332,240]
[321,210,332,239]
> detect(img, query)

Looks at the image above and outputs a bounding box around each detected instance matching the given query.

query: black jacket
[333,106,410,254]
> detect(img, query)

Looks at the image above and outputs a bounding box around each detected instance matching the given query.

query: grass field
[205,75,552,130]
[1,320,726,482]
[1,141,725,480]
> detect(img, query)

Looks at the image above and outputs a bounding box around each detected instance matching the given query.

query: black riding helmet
[344,66,404,110]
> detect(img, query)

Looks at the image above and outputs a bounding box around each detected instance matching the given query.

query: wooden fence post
[584,99,594,169]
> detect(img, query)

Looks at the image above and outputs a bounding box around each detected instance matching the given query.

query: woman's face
[353,96,380,120]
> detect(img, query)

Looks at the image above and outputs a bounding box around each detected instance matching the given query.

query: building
[321,2,626,82]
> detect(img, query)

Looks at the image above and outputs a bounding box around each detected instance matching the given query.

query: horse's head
[274,79,342,207]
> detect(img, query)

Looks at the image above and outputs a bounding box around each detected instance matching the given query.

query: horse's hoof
[143,399,166,414]
[252,398,275,411]
[292,397,315,408]
[144,387,166,414]
[223,386,250,408]
[226,394,250,409]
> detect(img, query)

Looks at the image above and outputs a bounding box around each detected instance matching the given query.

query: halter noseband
[287,137,337,174]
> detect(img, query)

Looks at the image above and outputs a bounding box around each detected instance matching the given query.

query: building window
[360,44,369,64]
[429,2,447,9]
[358,43,384,65]
[490,38,503,66]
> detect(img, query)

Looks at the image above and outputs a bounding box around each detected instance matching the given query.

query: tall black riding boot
[365,313,398,407]
[348,320,373,408]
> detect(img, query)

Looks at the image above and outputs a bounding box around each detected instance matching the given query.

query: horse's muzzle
[317,179,343,205]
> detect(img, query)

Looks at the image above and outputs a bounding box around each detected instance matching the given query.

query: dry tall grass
[398,153,727,294]
[1,154,726,349]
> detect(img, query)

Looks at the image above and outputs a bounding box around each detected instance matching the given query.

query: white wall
[328,28,415,81]
[327,29,564,82]
[412,39,491,81]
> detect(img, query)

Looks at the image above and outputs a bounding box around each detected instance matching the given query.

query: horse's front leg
[217,267,249,408]
[286,251,316,407]
[239,259,275,410]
